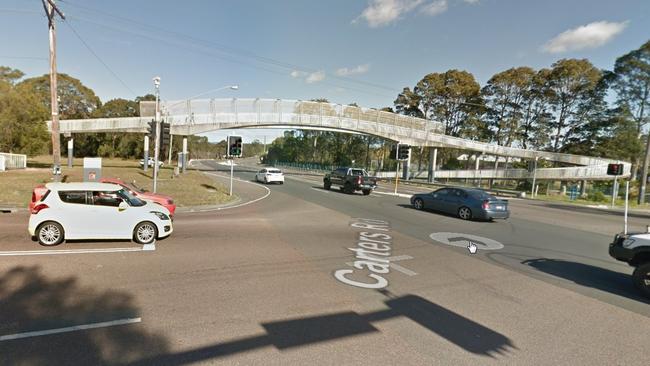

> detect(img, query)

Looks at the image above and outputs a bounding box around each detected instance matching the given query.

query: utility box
[83,157,102,182]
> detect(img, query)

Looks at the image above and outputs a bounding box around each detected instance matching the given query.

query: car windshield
[117,188,146,207]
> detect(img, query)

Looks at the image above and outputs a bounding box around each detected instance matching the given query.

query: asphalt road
[0,160,648,365]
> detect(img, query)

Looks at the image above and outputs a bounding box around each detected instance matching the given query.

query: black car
[410,187,509,221]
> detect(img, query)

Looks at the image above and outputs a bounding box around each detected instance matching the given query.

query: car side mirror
[118,201,128,211]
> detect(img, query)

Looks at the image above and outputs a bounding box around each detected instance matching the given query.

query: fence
[0,153,27,170]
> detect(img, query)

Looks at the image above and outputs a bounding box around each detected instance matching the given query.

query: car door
[91,190,132,239]
[426,188,450,212]
[257,169,266,181]
[56,190,95,239]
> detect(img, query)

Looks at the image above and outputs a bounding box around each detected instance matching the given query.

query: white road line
[202,172,271,211]
[373,191,412,198]
[0,245,153,256]
[388,263,418,276]
[0,318,142,341]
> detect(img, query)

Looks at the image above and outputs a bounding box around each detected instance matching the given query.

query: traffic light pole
[229,158,234,196]
[152,78,161,193]
[394,161,400,195]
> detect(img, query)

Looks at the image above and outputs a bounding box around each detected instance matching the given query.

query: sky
[1,0,648,143]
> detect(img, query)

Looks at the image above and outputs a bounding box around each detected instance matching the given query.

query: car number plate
[495,205,504,210]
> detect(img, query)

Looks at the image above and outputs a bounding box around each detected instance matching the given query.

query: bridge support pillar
[402,156,410,181]
[182,136,188,173]
[67,137,73,168]
[580,180,588,198]
[428,148,437,183]
[143,135,149,172]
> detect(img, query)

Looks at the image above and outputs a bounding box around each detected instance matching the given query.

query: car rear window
[268,169,282,174]
[58,191,88,204]
[469,190,494,200]
[350,169,366,176]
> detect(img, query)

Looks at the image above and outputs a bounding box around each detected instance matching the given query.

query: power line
[61,18,137,97]
[63,14,394,99]
[58,0,399,94]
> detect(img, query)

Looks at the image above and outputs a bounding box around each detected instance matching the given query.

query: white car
[255,168,284,184]
[28,182,173,246]
[139,158,163,168]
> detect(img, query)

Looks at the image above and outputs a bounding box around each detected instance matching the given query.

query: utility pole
[42,0,65,181]
[152,77,161,193]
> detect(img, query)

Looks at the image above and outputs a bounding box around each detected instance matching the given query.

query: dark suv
[323,168,377,195]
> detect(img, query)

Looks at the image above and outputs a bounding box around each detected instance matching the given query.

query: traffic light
[397,143,410,161]
[390,145,397,160]
[607,163,624,176]
[160,122,171,152]
[228,135,243,158]
[147,120,157,141]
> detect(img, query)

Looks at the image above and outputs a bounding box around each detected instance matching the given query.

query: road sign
[607,163,624,176]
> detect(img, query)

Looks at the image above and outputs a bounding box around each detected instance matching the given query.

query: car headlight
[622,238,635,248]
[150,211,170,220]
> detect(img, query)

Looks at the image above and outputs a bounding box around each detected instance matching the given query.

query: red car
[29,185,49,213]
[100,178,176,216]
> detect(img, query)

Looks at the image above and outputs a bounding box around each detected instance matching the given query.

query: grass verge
[0,156,235,208]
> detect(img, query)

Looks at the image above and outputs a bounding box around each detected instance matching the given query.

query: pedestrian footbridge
[49,98,630,180]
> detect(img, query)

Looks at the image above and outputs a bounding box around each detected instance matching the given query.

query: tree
[395,70,482,137]
[611,41,650,200]
[481,67,536,147]
[17,73,101,119]
[544,59,603,152]
[0,67,49,155]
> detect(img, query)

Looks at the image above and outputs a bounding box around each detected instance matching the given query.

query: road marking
[310,187,333,194]
[373,191,412,198]
[201,172,271,211]
[346,254,417,276]
[0,318,142,341]
[429,232,504,250]
[0,244,155,256]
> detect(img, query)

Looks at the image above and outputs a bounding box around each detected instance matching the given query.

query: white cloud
[463,0,480,4]
[420,0,447,16]
[306,71,326,84]
[355,0,423,27]
[290,70,306,78]
[541,20,629,54]
[336,64,370,76]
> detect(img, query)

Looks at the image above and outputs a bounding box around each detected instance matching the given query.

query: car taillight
[31,203,49,214]
[357,176,362,184]
[167,199,174,205]
[482,200,489,210]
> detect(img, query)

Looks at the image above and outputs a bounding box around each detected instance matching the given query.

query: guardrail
[0,153,27,170]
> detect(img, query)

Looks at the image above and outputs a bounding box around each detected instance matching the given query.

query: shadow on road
[130,293,515,365]
[0,266,169,365]
[522,258,650,304]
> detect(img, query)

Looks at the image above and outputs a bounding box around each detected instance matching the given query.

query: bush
[587,191,607,202]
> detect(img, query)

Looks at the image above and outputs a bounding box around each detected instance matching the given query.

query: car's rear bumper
[479,209,510,220]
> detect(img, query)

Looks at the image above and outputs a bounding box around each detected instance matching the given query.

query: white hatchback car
[28,182,173,246]
[255,168,284,184]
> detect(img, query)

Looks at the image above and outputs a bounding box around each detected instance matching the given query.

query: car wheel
[362,189,371,196]
[632,263,650,298]
[413,198,424,210]
[133,221,157,244]
[324,180,331,190]
[343,183,354,194]
[458,206,472,220]
[37,221,64,246]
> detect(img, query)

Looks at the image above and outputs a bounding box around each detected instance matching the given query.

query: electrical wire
[61,18,138,97]
[58,0,398,95]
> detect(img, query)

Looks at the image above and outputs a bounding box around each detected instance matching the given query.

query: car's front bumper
[609,240,634,262]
